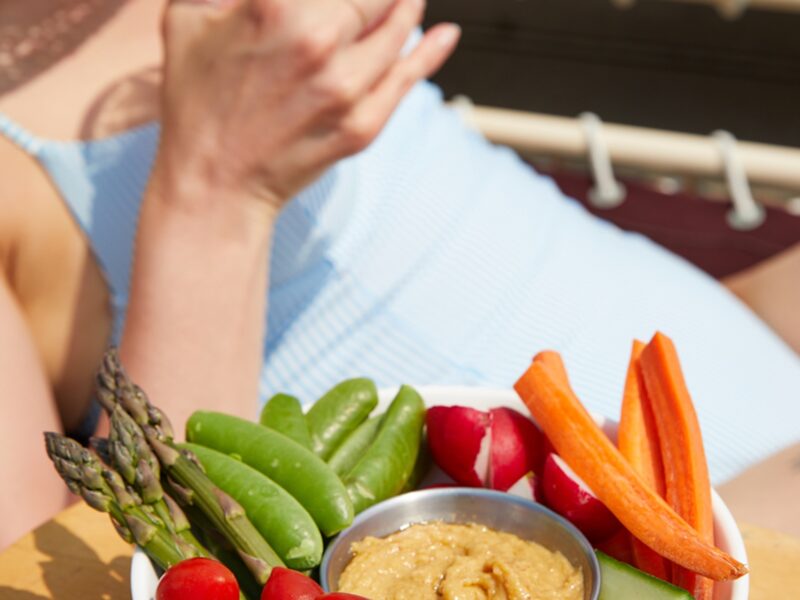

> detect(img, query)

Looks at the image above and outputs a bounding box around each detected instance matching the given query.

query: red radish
[156,558,239,600]
[426,406,491,486]
[542,453,620,542]
[488,407,545,491]
[505,471,540,502]
[595,528,634,565]
[261,567,323,600]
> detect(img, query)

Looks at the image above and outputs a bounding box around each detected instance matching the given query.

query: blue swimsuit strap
[0,112,161,343]
[0,113,44,156]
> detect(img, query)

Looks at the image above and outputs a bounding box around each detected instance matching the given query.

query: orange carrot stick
[640,333,715,600]
[514,358,747,581]
[618,340,671,582]
[533,351,574,391]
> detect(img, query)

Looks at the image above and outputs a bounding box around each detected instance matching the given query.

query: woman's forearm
[120,172,276,433]
[718,442,800,537]
[117,0,459,434]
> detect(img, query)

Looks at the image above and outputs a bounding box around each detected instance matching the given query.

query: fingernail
[437,23,461,48]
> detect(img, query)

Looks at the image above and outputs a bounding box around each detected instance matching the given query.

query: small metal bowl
[320,487,601,600]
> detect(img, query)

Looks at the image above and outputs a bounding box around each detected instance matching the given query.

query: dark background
[423,0,800,147]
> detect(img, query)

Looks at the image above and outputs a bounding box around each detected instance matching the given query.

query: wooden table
[1,502,799,599]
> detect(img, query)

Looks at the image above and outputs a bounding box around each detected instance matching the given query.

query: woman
[0,0,798,549]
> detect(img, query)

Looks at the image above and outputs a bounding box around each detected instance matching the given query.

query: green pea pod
[400,435,431,493]
[344,385,426,514]
[180,443,323,569]
[327,414,384,477]
[259,393,313,450]
[186,412,353,536]
[306,378,378,460]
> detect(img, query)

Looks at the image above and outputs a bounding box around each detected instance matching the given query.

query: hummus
[337,522,583,600]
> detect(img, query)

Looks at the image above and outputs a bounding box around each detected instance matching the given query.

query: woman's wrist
[146,147,283,242]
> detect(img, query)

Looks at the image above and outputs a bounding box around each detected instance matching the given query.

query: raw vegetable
[400,435,431,493]
[261,566,323,600]
[157,558,240,600]
[488,407,545,491]
[425,405,491,486]
[306,378,378,460]
[186,411,353,536]
[506,471,539,502]
[260,394,313,450]
[640,333,715,599]
[45,433,196,571]
[515,357,747,581]
[327,414,383,477]
[618,340,671,582]
[542,453,620,542]
[95,351,283,584]
[181,443,323,570]
[345,385,426,514]
[533,350,574,391]
[595,529,633,565]
[597,551,693,600]
[101,406,207,554]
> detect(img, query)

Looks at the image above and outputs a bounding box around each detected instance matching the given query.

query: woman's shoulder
[0,136,50,259]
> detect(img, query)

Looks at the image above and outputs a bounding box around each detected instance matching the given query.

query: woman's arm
[120,0,460,431]
[719,442,800,537]
[724,242,800,355]
[0,275,70,549]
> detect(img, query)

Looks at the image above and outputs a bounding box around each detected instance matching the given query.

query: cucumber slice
[597,551,695,600]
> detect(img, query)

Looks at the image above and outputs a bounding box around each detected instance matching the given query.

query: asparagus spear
[44,432,197,570]
[106,405,207,553]
[96,348,283,584]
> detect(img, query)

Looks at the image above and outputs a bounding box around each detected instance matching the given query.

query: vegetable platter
[42,333,750,600]
[132,392,748,599]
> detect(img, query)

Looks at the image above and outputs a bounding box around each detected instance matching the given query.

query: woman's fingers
[330,23,460,157]
[314,0,424,111]
[341,0,406,39]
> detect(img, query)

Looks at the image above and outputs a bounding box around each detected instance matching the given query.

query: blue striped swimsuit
[2,80,799,484]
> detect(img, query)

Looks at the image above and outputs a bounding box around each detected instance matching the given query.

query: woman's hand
[156,0,460,212]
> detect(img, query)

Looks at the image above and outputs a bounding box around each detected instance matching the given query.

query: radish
[542,453,621,542]
[505,471,540,502]
[426,406,491,487]
[487,407,545,491]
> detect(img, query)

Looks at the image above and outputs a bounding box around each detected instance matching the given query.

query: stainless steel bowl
[320,487,601,600]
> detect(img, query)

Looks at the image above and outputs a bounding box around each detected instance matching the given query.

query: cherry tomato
[156,557,239,600]
[261,567,324,600]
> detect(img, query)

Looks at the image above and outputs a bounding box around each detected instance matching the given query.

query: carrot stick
[533,351,573,390]
[640,333,715,600]
[618,340,671,582]
[514,358,747,581]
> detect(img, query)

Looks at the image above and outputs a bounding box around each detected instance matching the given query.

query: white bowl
[131,386,749,600]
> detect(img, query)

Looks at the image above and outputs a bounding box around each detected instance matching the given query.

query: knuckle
[317,76,359,110]
[292,29,337,68]
[340,114,379,152]
[251,0,287,29]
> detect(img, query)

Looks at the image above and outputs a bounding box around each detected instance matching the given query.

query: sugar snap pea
[186,412,353,536]
[259,393,313,449]
[306,378,378,460]
[180,443,322,570]
[327,413,384,477]
[400,436,431,493]
[344,385,426,514]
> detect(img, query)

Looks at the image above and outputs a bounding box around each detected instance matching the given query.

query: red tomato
[261,567,324,600]
[156,558,239,600]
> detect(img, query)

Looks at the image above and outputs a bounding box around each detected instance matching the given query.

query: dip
[337,522,583,600]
